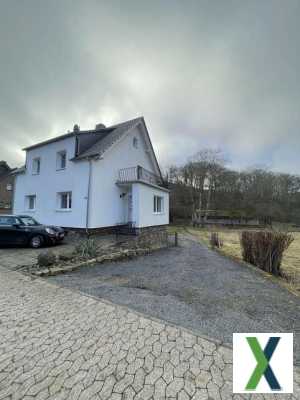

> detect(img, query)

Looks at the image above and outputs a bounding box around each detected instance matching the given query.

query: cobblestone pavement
[0,267,299,400]
[0,244,73,270]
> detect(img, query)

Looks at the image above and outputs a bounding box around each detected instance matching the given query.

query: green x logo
[246,337,281,391]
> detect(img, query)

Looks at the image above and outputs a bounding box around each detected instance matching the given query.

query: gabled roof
[73,117,142,160]
[20,117,163,179]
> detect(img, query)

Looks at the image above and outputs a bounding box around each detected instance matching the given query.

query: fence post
[175,232,178,247]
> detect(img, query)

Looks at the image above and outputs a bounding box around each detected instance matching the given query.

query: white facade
[13,120,169,229]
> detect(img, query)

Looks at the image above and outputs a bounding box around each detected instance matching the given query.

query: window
[133,137,138,149]
[6,183,12,191]
[57,150,67,170]
[58,192,72,210]
[153,195,164,213]
[25,195,36,211]
[32,158,40,174]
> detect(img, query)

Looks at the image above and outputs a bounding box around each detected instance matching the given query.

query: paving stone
[99,375,116,400]
[191,388,209,400]
[153,377,166,400]
[145,366,163,385]
[162,361,174,384]
[166,377,184,397]
[78,380,103,400]
[113,374,134,393]
[134,384,154,400]
[195,370,211,388]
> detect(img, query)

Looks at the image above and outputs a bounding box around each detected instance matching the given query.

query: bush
[37,250,56,267]
[240,230,294,276]
[210,232,223,249]
[75,239,98,259]
[240,231,255,264]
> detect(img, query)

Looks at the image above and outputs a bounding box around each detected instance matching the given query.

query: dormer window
[133,137,138,149]
[32,158,40,175]
[57,150,67,170]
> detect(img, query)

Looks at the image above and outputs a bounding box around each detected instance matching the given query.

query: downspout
[85,158,92,236]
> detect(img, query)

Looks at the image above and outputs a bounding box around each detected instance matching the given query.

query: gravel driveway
[48,235,300,364]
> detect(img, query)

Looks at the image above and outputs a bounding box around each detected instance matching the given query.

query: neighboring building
[13,117,169,232]
[0,161,15,214]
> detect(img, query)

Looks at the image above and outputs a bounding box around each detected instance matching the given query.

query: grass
[168,224,300,295]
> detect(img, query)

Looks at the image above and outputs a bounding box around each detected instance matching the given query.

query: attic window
[133,137,138,149]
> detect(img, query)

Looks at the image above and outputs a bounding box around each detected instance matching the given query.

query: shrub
[37,250,56,267]
[240,230,294,276]
[240,231,255,264]
[210,232,223,249]
[75,239,98,259]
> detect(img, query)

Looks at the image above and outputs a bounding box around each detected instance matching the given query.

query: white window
[56,150,67,170]
[133,137,138,149]
[153,195,164,213]
[58,192,72,210]
[32,157,40,175]
[6,183,12,191]
[25,195,36,211]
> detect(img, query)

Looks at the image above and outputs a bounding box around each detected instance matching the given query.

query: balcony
[117,166,164,187]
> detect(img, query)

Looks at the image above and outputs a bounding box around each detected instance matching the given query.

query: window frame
[153,195,164,214]
[133,137,138,149]
[32,157,41,175]
[57,191,72,211]
[25,195,36,211]
[56,150,67,170]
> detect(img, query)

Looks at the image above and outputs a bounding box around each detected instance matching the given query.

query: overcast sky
[0,1,299,173]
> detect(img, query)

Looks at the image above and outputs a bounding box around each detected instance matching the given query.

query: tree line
[165,149,300,224]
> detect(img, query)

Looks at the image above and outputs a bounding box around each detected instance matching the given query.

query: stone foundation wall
[134,225,169,249]
[65,225,170,249]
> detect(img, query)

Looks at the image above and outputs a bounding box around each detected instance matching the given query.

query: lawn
[168,224,300,295]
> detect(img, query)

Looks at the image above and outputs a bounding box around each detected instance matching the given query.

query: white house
[13,117,169,233]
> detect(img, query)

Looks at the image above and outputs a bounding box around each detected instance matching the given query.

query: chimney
[95,123,106,130]
[73,124,80,133]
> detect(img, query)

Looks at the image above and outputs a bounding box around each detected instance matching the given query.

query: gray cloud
[0,0,299,173]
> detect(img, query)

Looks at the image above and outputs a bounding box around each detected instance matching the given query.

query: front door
[128,193,133,223]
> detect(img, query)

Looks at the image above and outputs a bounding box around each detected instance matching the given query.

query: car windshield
[19,217,40,226]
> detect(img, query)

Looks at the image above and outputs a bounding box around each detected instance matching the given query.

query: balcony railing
[117,166,163,186]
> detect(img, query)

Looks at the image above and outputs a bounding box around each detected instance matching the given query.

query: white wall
[132,183,169,228]
[88,124,158,228]
[13,137,90,228]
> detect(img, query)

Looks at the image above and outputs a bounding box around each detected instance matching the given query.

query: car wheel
[29,235,43,249]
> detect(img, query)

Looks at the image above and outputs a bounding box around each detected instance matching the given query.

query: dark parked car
[0,215,65,248]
